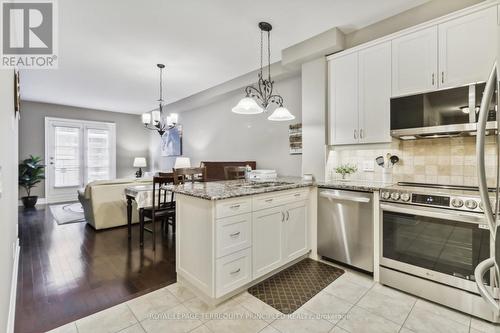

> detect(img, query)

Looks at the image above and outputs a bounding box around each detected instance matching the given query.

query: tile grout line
[398,298,417,333]
[351,282,414,329]
[125,302,147,333]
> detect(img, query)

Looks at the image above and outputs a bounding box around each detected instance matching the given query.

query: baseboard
[17,197,46,207]
[6,239,20,333]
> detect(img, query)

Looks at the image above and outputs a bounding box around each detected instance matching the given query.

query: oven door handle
[474,258,500,314]
[380,203,486,225]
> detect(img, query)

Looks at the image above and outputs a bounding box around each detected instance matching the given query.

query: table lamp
[133,157,147,178]
[174,157,191,169]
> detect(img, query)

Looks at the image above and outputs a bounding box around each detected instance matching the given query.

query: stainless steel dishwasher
[318,188,374,272]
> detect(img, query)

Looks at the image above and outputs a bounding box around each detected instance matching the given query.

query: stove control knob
[381,192,390,200]
[465,200,478,210]
[390,192,400,201]
[400,193,411,202]
[451,198,464,208]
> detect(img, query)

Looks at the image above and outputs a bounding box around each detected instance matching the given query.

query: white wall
[0,69,19,332]
[150,74,303,176]
[301,58,327,182]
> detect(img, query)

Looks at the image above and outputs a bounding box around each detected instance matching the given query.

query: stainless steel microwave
[390,83,498,140]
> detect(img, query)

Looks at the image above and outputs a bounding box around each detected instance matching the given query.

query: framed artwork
[160,125,183,156]
[289,123,302,155]
[14,70,20,116]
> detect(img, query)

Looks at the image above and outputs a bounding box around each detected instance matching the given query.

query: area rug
[248,258,344,314]
[49,202,86,225]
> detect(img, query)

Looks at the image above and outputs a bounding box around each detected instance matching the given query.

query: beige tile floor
[47,268,500,333]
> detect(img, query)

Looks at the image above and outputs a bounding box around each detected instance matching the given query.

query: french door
[45,117,116,203]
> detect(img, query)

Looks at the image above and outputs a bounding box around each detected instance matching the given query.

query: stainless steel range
[379,182,498,322]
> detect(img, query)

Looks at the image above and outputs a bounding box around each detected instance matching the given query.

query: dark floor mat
[248,258,344,314]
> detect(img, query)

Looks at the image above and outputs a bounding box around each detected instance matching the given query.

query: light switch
[363,160,374,172]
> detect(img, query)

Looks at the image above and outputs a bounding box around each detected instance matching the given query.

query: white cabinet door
[328,52,359,145]
[283,201,308,263]
[252,206,284,279]
[392,26,438,97]
[358,42,392,144]
[439,7,498,88]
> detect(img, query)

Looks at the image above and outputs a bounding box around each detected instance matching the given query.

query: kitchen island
[172,178,317,305]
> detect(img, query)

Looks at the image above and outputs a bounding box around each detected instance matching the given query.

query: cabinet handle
[432,73,435,86]
[265,198,273,203]
[360,129,364,139]
[230,204,240,209]
[230,268,241,275]
[294,193,301,197]
[441,72,444,84]
[286,211,290,221]
[230,231,240,237]
[354,129,357,139]
[281,212,285,222]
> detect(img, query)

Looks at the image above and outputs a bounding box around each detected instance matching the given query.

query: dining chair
[173,167,207,185]
[139,175,175,250]
[224,166,247,180]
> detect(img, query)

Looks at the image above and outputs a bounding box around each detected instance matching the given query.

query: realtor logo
[1,0,58,68]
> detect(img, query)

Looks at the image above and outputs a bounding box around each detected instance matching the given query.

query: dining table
[124,183,175,239]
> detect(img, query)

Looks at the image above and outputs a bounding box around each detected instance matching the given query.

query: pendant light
[142,64,178,136]
[232,22,295,122]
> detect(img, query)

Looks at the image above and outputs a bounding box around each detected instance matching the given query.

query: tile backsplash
[326,137,498,186]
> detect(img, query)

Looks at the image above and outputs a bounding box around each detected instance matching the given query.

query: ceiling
[21,0,429,114]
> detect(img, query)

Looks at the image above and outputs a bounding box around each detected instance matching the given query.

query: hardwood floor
[15,205,177,333]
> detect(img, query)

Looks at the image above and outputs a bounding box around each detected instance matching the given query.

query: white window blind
[86,128,111,183]
[54,126,81,187]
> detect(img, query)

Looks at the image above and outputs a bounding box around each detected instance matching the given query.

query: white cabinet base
[177,252,311,307]
[176,187,316,305]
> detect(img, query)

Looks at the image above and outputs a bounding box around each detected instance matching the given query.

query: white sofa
[78,178,152,230]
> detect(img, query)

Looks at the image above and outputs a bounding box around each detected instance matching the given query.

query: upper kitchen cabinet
[392,7,498,96]
[358,42,392,144]
[328,42,391,145]
[328,52,359,145]
[438,6,498,89]
[392,26,438,97]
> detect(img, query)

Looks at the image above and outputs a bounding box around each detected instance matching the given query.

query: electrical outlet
[363,160,375,172]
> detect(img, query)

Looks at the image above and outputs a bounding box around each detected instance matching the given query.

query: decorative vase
[22,196,38,209]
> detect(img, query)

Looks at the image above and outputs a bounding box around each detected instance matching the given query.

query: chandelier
[142,64,178,136]
[232,22,294,121]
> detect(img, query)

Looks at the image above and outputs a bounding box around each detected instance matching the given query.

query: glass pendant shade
[142,113,151,124]
[267,107,295,121]
[232,97,264,115]
[151,110,161,123]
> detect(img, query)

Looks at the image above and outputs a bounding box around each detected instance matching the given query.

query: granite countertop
[318,179,393,192]
[172,177,315,200]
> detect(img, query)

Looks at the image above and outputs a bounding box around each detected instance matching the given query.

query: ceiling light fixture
[142,64,178,136]
[232,22,295,122]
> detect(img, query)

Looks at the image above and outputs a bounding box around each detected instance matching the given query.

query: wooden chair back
[224,166,246,180]
[152,176,173,211]
[173,167,207,185]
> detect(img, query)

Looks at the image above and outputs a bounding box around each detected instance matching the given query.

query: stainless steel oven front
[380,202,491,294]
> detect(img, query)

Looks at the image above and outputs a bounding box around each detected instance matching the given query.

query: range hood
[390,82,497,140]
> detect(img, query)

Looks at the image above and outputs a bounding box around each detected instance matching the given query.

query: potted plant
[19,155,45,208]
[335,164,357,181]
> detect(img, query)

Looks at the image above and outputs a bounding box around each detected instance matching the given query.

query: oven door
[381,202,491,294]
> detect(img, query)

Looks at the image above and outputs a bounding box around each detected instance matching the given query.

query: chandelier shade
[267,106,295,121]
[232,97,264,115]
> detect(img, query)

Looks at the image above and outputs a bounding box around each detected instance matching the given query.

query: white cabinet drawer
[281,189,309,204]
[216,213,252,258]
[216,197,252,218]
[253,188,309,211]
[215,248,252,297]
